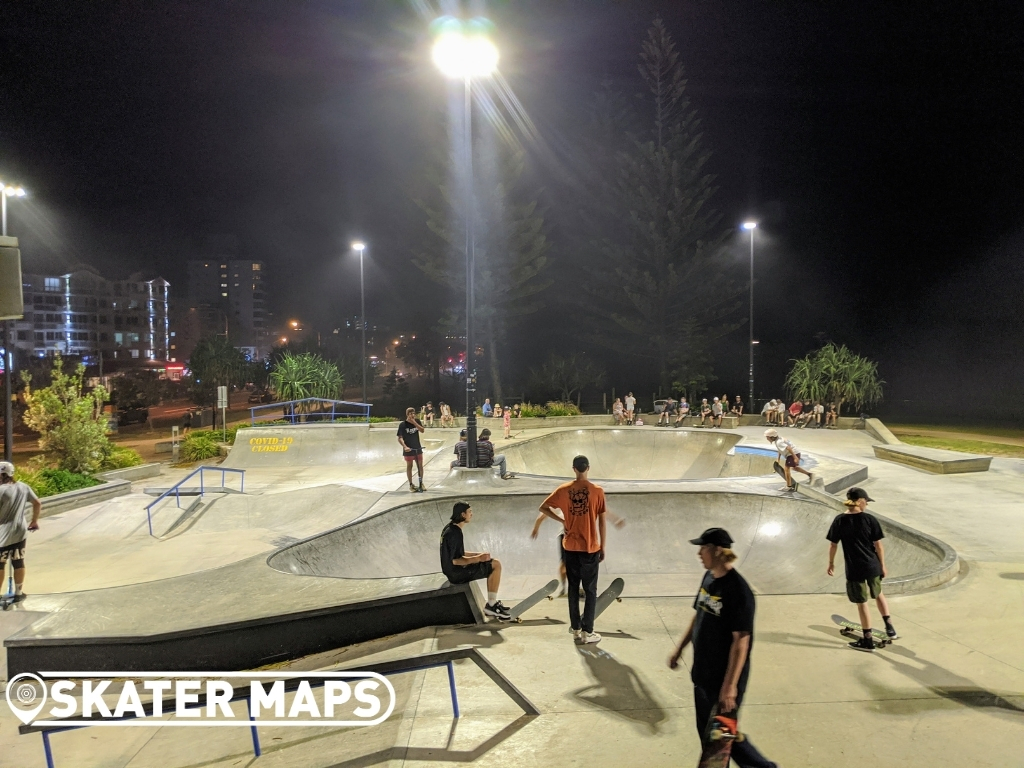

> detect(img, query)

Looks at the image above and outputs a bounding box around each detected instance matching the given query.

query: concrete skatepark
[1,421,1022,767]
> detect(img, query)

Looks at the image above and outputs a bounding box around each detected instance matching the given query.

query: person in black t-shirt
[397,407,426,492]
[439,501,510,620]
[669,527,777,768]
[827,487,898,650]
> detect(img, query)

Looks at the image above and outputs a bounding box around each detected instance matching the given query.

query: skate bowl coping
[269,490,958,597]
[500,428,776,481]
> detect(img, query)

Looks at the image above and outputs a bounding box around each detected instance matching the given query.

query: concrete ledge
[873,444,992,474]
[39,479,132,518]
[864,417,901,445]
[434,467,510,490]
[95,462,162,483]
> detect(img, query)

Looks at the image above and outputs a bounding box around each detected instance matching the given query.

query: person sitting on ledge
[476,428,511,479]
[451,429,468,469]
[440,501,510,620]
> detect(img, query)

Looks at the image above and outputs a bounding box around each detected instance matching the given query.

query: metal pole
[3,320,12,463]
[360,248,367,404]
[2,191,6,236]
[748,228,755,413]
[464,76,477,468]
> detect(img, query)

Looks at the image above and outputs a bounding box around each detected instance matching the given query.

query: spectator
[503,405,511,439]
[699,398,712,426]
[659,397,676,426]
[825,402,838,428]
[424,401,435,427]
[731,396,744,416]
[440,401,454,428]
[482,398,493,417]
[181,409,192,435]
[512,403,522,418]
[810,401,824,428]
[797,400,815,428]
[711,397,724,429]
[612,397,624,425]
[761,399,775,426]
[451,429,468,469]
[477,428,511,479]
[624,392,636,425]
[675,397,690,427]
[776,399,787,426]
[494,403,503,419]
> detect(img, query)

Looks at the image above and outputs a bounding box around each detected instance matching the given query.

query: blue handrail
[144,466,245,537]
[250,397,372,425]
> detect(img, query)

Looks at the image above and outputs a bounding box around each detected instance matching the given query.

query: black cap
[451,501,471,521]
[847,487,875,502]
[459,429,467,438]
[572,455,590,472]
[689,527,734,547]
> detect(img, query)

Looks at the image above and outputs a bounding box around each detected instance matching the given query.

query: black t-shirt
[826,512,884,580]
[439,523,465,579]
[691,569,755,693]
[397,420,422,452]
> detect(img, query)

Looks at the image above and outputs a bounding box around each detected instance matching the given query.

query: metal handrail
[143,466,245,537]
[250,397,372,425]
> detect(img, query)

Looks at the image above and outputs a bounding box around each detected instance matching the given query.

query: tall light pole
[742,222,757,413]
[432,22,498,468]
[1,183,27,463]
[352,242,367,404]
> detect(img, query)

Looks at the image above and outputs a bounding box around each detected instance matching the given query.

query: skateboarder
[537,455,608,644]
[398,407,426,492]
[669,528,777,768]
[531,508,626,597]
[439,501,511,620]
[764,428,813,490]
[827,487,897,650]
[0,462,42,604]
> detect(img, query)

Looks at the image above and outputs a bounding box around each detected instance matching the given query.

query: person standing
[0,462,42,604]
[669,528,778,768]
[538,455,608,644]
[439,501,511,620]
[827,487,898,650]
[503,405,511,440]
[398,407,426,492]
[181,409,192,436]
[764,428,814,489]
[624,392,636,425]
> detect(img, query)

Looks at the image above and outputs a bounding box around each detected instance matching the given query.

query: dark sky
[3,1,1023,418]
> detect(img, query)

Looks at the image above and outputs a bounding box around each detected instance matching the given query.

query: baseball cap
[847,487,875,502]
[451,501,471,521]
[572,455,590,472]
[0,461,14,477]
[764,428,779,439]
[689,528,733,547]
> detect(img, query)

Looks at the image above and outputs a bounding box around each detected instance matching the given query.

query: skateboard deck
[593,577,625,619]
[832,614,893,645]
[507,579,559,623]
[697,705,744,768]
[773,461,797,491]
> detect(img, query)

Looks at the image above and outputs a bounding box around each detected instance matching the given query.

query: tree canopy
[784,343,884,415]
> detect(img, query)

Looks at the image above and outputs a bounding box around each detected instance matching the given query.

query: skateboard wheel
[515,618,523,624]
[546,596,554,601]
[616,597,622,602]
[710,729,723,741]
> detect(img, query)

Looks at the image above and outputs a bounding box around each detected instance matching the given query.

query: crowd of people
[760,398,837,429]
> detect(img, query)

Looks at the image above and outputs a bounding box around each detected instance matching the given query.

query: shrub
[101,445,144,470]
[15,468,101,498]
[180,432,221,462]
[518,402,547,417]
[544,401,582,417]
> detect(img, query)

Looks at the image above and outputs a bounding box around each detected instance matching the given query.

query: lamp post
[742,221,757,413]
[1,183,27,463]
[432,23,498,468]
[351,242,367,405]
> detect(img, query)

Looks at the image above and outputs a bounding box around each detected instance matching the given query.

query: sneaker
[580,631,602,644]
[885,623,899,639]
[409,484,418,492]
[849,636,875,652]
[418,483,425,493]
[11,593,26,603]
[484,601,511,620]
[570,627,582,640]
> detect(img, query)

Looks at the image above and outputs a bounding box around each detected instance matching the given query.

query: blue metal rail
[143,466,245,537]
[250,397,372,425]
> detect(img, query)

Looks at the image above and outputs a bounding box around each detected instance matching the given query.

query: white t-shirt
[761,401,774,415]
[0,481,38,548]
[625,397,636,411]
[813,404,824,415]
[776,402,786,414]
[774,438,799,458]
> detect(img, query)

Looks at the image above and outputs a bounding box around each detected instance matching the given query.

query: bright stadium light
[742,221,757,230]
[432,31,499,79]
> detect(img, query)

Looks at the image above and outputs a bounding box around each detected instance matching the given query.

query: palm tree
[785,343,884,416]
[269,353,344,415]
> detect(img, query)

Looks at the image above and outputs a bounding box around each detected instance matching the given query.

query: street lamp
[0,182,27,462]
[351,242,367,404]
[432,21,498,468]
[742,222,757,413]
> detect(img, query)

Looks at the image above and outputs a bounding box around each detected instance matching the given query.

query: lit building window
[221,292,228,297]
[44,277,61,292]
[130,349,140,358]
[252,264,260,271]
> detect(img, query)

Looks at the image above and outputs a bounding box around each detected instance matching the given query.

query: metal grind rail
[18,648,539,768]
[250,397,372,425]
[143,466,245,537]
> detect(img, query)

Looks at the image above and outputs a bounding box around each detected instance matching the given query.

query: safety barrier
[20,648,538,768]
[250,398,372,425]
[143,466,245,537]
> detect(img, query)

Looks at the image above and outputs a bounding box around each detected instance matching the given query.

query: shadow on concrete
[759,627,847,651]
[434,619,566,652]
[998,572,1024,580]
[571,646,667,733]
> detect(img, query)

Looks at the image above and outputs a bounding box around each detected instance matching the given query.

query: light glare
[432,32,498,79]
[352,241,366,251]
[742,221,757,230]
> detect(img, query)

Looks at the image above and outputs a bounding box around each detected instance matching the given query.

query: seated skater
[440,501,510,620]
[675,398,690,426]
[451,429,468,469]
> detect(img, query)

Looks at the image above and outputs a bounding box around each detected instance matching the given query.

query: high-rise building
[185,259,269,360]
[9,268,170,364]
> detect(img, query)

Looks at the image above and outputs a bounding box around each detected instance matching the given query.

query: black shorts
[0,540,26,568]
[446,560,494,585]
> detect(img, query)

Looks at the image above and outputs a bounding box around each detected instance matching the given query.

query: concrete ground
[2,424,1023,767]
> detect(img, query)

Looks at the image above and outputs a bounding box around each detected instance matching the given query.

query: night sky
[3,1,1023,420]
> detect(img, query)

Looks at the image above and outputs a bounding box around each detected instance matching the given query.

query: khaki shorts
[846,576,883,604]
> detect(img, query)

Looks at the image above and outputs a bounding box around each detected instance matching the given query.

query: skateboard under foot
[832,614,894,646]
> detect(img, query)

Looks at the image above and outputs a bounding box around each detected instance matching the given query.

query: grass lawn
[898,434,1024,458]
[888,423,1024,440]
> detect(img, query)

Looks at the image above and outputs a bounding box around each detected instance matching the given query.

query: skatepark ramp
[269,491,958,596]
[501,428,774,480]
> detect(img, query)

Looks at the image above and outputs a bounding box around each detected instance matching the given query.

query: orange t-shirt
[541,479,606,554]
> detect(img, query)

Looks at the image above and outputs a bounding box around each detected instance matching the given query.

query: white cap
[764,429,779,439]
[0,461,14,476]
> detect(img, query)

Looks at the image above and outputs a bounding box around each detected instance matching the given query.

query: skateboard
[593,577,625,619]
[832,614,894,646]
[507,579,559,623]
[0,575,16,611]
[773,461,797,491]
[697,705,744,768]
